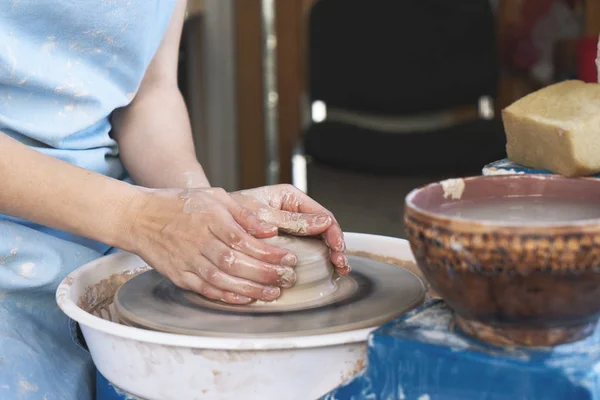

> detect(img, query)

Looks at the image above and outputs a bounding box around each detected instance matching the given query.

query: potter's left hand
[230,184,350,274]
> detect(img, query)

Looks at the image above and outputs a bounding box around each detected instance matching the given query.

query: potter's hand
[230,184,350,274]
[129,188,298,304]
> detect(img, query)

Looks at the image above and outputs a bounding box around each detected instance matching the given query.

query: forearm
[0,133,144,251]
[112,83,210,189]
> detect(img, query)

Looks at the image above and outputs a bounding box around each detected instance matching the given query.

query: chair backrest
[308,0,499,115]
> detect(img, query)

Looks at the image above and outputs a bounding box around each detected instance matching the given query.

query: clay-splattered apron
[0,1,174,398]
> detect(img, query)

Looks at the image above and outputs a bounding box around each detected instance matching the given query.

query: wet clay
[249,235,340,308]
[145,234,355,315]
[78,242,428,335]
[78,267,149,322]
[437,196,600,223]
[348,250,438,299]
[112,235,426,338]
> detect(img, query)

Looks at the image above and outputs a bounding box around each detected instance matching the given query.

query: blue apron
[0,1,175,398]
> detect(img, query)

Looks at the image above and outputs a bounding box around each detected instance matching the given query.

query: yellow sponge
[503,80,600,177]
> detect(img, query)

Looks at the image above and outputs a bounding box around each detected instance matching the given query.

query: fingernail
[281,253,297,267]
[337,238,346,251]
[338,260,351,274]
[224,293,253,304]
[262,286,280,300]
[277,267,296,288]
[315,215,331,226]
[260,222,277,232]
[337,256,351,274]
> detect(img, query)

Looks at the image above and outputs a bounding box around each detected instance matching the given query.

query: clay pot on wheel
[404,175,600,347]
[56,233,426,400]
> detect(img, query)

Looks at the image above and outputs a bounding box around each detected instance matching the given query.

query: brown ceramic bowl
[404,174,600,347]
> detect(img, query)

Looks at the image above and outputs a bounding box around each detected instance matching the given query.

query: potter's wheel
[114,235,425,338]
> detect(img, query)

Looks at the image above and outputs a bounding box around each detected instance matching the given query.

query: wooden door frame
[186,0,316,190]
[235,0,311,189]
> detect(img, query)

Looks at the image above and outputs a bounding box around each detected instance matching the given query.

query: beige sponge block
[503,80,600,177]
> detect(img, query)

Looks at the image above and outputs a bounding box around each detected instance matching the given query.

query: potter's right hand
[127,187,298,304]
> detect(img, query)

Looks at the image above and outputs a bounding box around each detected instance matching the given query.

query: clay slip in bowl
[404,174,600,347]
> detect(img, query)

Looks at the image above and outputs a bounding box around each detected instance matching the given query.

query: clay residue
[484,167,525,176]
[340,347,367,382]
[108,382,139,400]
[440,178,465,200]
[0,248,18,265]
[18,262,35,278]
[349,356,365,377]
[77,267,149,319]
[191,349,257,363]
[348,251,439,298]
[18,378,38,394]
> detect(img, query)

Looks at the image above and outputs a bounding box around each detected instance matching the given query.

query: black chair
[302,0,507,176]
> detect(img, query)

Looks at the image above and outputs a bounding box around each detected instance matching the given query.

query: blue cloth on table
[323,300,600,400]
[483,159,600,178]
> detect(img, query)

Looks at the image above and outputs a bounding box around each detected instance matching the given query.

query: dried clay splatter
[0,248,18,265]
[77,267,149,321]
[18,378,38,393]
[440,178,465,200]
[17,262,35,278]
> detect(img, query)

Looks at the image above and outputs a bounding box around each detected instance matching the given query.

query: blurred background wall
[178,0,599,238]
